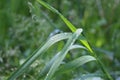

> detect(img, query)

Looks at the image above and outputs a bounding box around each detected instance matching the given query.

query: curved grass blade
[56,55,96,74]
[8,33,72,80]
[38,44,86,78]
[45,29,83,80]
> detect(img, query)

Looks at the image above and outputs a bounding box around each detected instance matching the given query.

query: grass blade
[8,33,72,80]
[56,55,96,74]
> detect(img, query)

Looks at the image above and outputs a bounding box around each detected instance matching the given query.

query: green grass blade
[37,0,94,54]
[38,44,86,78]
[8,33,72,80]
[45,29,83,80]
[56,55,96,74]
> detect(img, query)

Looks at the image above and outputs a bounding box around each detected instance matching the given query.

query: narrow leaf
[56,55,96,74]
[8,33,72,80]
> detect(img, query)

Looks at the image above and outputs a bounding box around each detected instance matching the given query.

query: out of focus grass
[0,0,120,80]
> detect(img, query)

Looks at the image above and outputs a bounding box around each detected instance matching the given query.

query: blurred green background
[0,0,120,79]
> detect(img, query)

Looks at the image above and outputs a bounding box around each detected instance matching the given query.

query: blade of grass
[8,33,73,80]
[45,29,83,80]
[56,55,96,74]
